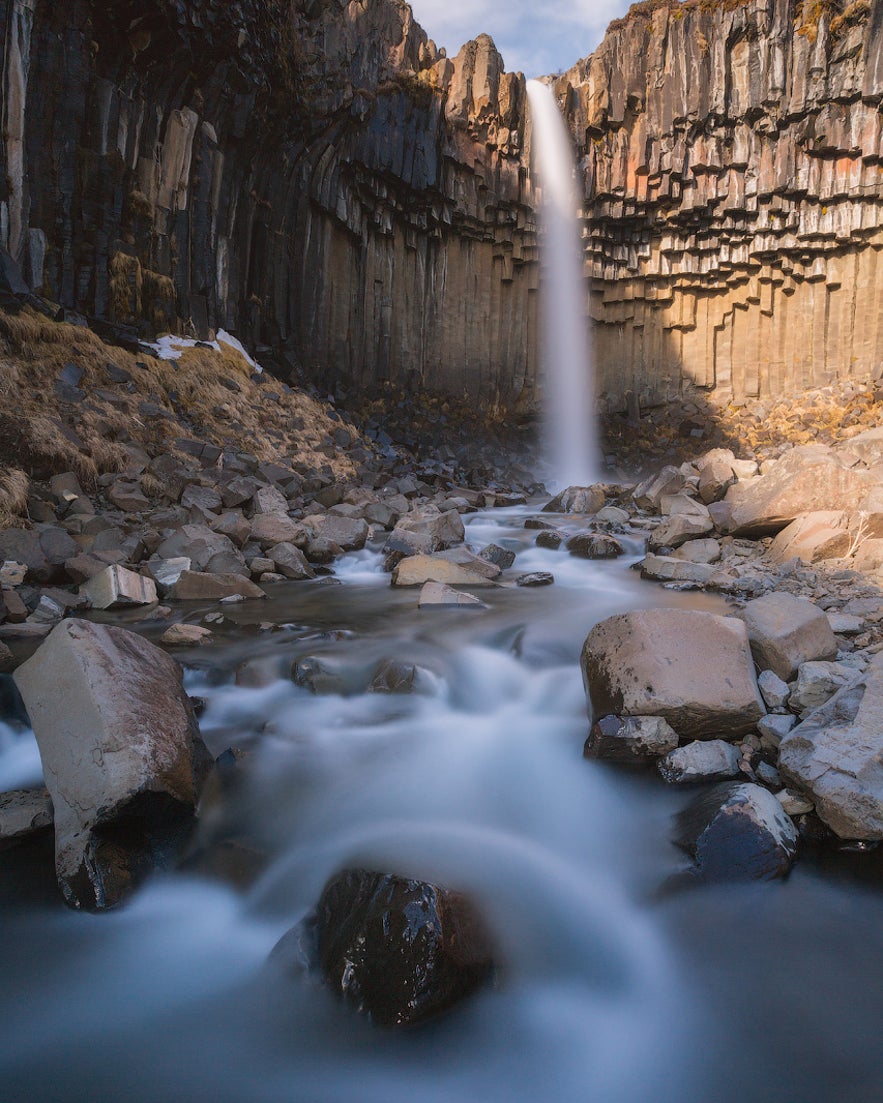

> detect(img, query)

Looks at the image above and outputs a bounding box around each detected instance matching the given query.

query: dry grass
[0,467,29,528]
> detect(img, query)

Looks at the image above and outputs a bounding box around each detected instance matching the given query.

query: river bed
[1,505,881,1103]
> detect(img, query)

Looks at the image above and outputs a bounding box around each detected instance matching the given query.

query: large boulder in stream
[779,652,883,840]
[13,620,212,909]
[308,869,495,1027]
[581,609,765,741]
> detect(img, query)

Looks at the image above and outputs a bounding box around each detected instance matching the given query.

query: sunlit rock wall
[0,0,537,411]
[556,0,883,412]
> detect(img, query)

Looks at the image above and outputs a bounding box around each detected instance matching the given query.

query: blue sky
[407,0,634,79]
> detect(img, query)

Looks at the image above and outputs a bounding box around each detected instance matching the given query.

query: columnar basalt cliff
[556,0,883,412]
[0,0,536,411]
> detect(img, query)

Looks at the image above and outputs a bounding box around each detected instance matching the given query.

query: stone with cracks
[305,869,494,1027]
[300,514,369,553]
[249,513,306,549]
[566,532,624,559]
[81,565,157,610]
[779,653,883,840]
[632,467,685,511]
[386,509,465,556]
[581,609,765,740]
[647,514,714,551]
[267,543,316,580]
[584,715,679,764]
[739,592,837,682]
[658,740,742,784]
[639,555,715,585]
[393,556,498,587]
[766,512,851,566]
[169,571,266,601]
[674,782,798,881]
[418,582,487,609]
[789,661,858,718]
[156,524,243,572]
[542,486,605,514]
[13,620,212,908]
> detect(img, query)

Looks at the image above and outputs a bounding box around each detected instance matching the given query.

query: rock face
[779,653,883,840]
[310,869,495,1027]
[558,0,883,413]
[581,609,765,740]
[13,620,212,909]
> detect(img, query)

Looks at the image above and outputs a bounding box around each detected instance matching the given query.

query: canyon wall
[0,0,536,411]
[0,0,881,418]
[557,0,883,411]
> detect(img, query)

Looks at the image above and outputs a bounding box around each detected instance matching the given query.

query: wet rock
[658,740,742,785]
[779,653,883,840]
[740,592,838,681]
[307,869,494,1027]
[386,509,465,557]
[584,714,679,764]
[169,571,266,602]
[647,513,714,551]
[640,555,715,585]
[418,582,487,609]
[291,657,346,695]
[392,556,497,587]
[777,789,815,817]
[674,782,799,882]
[542,486,605,514]
[595,505,630,525]
[789,661,858,717]
[369,659,421,694]
[478,544,516,570]
[581,609,765,740]
[566,532,624,559]
[515,572,555,587]
[160,624,213,647]
[80,565,158,610]
[0,788,53,844]
[535,531,564,550]
[13,621,212,909]
[146,557,192,595]
[757,670,790,710]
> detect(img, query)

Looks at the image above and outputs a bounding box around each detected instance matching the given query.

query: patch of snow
[143,330,263,374]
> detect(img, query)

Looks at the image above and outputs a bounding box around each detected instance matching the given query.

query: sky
[407,0,635,79]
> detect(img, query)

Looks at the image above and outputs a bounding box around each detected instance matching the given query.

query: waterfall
[526,79,600,489]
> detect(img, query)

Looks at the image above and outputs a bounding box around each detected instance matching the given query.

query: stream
[1,505,882,1103]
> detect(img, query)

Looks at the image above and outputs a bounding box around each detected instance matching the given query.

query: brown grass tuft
[0,467,30,527]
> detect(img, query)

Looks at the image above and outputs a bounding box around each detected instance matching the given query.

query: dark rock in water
[291,656,346,695]
[566,532,624,559]
[524,518,556,531]
[675,782,799,882]
[543,486,605,514]
[478,544,516,570]
[0,642,15,674]
[310,869,494,1027]
[369,658,419,694]
[516,572,555,587]
[585,714,679,764]
[535,530,564,550]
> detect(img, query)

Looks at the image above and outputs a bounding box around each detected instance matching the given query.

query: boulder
[639,555,715,585]
[146,557,191,595]
[301,514,369,553]
[779,654,883,840]
[757,713,796,750]
[723,448,873,537]
[674,782,799,881]
[542,485,605,514]
[181,485,222,514]
[418,582,487,609]
[739,592,837,681]
[369,659,422,695]
[306,869,494,1027]
[169,571,266,602]
[267,542,315,580]
[159,624,213,647]
[789,661,858,718]
[658,493,709,519]
[392,556,497,587]
[581,609,765,740]
[766,512,851,565]
[433,547,502,580]
[249,512,305,548]
[0,531,49,582]
[535,531,564,550]
[0,788,53,843]
[156,524,242,571]
[671,538,721,564]
[80,565,158,610]
[595,505,630,525]
[251,485,289,515]
[647,514,713,551]
[516,572,555,587]
[386,509,465,556]
[658,740,742,784]
[478,544,516,570]
[632,466,685,511]
[13,620,212,908]
[583,715,679,764]
[757,670,790,710]
[566,532,624,559]
[107,478,149,513]
[697,455,738,504]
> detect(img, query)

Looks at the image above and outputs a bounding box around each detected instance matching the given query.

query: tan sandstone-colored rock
[739,592,838,682]
[581,609,765,741]
[766,512,852,565]
[169,571,266,601]
[13,620,212,908]
[392,556,497,588]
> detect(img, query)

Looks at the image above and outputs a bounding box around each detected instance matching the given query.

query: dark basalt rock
[310,868,495,1027]
[566,532,624,559]
[535,530,564,550]
[675,782,799,883]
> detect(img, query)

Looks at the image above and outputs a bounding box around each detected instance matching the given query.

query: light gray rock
[595,505,630,525]
[648,513,714,551]
[632,467,685,511]
[779,653,883,840]
[826,612,865,635]
[757,670,791,710]
[740,592,837,681]
[267,542,316,580]
[671,538,721,564]
[156,524,242,571]
[658,740,741,784]
[146,557,191,595]
[581,609,765,741]
[13,620,212,908]
[698,455,737,505]
[790,661,858,717]
[393,556,497,587]
[417,582,487,609]
[766,511,851,565]
[81,565,157,610]
[584,714,679,763]
[640,555,715,585]
[542,485,606,514]
[249,512,305,549]
[757,713,797,750]
[658,493,709,518]
[675,781,799,881]
[776,789,814,816]
[386,509,465,556]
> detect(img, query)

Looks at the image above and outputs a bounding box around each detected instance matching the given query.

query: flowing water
[1,505,882,1102]
[527,81,600,488]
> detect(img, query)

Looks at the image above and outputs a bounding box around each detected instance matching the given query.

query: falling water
[527,79,600,489]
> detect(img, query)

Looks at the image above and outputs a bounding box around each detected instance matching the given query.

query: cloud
[408,0,632,77]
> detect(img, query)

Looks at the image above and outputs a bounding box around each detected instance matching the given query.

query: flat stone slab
[417,582,487,609]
